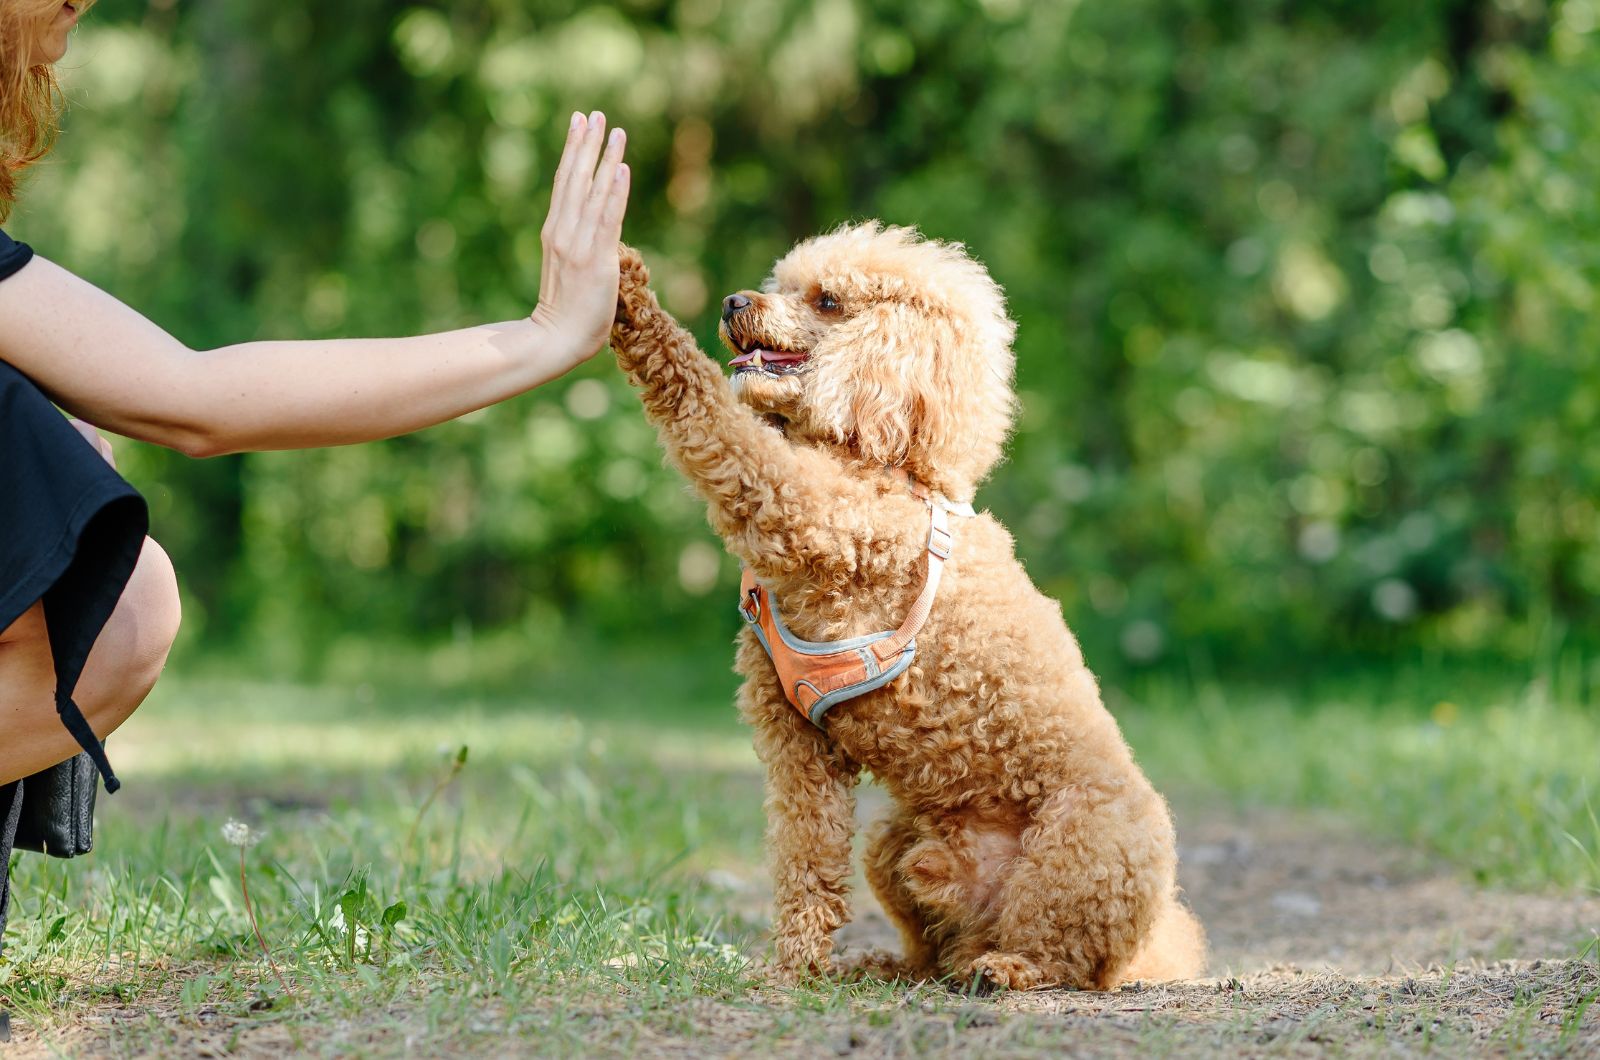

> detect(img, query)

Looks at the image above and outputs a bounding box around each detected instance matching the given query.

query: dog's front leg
[739,668,859,981]
[610,245,873,574]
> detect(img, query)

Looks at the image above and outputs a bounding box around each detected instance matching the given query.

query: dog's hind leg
[845,809,942,981]
[967,781,1182,991]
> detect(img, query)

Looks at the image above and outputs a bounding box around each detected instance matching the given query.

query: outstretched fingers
[550,111,607,245]
[544,112,588,236]
[583,128,627,229]
[543,111,629,258]
[600,162,631,242]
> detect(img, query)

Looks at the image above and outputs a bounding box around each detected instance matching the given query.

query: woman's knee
[0,539,182,782]
[114,537,183,688]
[78,536,182,715]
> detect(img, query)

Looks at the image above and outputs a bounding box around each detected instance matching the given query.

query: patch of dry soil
[1176,805,1599,977]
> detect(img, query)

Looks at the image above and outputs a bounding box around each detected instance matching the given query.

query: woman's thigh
[0,538,181,785]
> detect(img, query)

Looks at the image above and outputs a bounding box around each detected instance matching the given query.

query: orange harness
[738,484,974,727]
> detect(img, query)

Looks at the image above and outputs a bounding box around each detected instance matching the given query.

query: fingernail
[589,110,604,126]
[609,128,624,148]
[570,111,583,131]
[616,162,629,182]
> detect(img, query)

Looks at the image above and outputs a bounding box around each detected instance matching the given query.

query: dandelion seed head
[222,818,262,848]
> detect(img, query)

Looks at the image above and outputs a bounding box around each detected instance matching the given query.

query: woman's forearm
[0,257,586,456]
[170,318,583,455]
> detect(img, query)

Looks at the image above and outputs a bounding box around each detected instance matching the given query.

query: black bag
[12,753,99,858]
[0,753,96,940]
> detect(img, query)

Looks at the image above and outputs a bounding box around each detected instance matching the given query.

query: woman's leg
[0,537,181,785]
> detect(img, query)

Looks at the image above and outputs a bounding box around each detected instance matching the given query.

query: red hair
[0,0,95,221]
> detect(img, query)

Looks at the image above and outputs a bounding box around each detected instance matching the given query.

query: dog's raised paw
[617,242,648,282]
[613,243,654,330]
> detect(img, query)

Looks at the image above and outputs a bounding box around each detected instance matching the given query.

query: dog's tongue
[729,349,807,368]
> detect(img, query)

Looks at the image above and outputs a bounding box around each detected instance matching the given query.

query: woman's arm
[0,112,630,457]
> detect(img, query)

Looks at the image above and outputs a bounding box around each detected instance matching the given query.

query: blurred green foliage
[12,0,1600,676]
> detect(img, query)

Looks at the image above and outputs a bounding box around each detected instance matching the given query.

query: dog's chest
[767,580,905,643]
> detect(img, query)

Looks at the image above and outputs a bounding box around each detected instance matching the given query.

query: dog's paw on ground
[967,952,1052,993]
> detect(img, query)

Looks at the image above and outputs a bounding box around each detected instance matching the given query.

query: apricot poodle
[610,223,1205,991]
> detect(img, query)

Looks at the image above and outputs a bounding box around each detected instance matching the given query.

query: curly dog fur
[610,223,1206,991]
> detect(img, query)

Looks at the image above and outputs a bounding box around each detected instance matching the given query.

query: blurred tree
[11,0,1600,677]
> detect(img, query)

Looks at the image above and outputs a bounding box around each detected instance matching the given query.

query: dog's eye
[817,292,840,312]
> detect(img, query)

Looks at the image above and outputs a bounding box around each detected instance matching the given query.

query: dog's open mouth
[729,347,810,375]
[721,317,810,376]
[720,333,806,382]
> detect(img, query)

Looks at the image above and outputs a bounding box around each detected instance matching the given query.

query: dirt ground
[5,801,1598,1058]
[836,801,1600,978]
[813,799,1600,1057]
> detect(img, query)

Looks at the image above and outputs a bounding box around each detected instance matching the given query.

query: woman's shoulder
[0,228,34,282]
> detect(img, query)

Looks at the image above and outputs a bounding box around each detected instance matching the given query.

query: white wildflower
[221,818,263,848]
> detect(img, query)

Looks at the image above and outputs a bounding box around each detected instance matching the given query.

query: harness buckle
[738,589,761,623]
[927,524,954,561]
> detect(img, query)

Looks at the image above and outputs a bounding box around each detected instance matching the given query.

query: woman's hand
[68,417,117,468]
[529,111,632,371]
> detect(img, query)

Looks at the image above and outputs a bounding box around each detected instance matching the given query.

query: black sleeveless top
[0,228,32,278]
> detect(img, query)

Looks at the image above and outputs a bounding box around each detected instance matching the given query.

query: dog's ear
[807,299,1013,498]
[808,301,930,470]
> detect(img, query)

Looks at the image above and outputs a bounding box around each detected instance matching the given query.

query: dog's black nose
[722,293,751,321]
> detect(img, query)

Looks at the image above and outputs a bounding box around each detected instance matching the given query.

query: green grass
[3,676,778,1053]
[1117,666,1600,891]
[1,655,1597,1054]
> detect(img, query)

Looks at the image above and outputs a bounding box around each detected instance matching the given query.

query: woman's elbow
[169,428,233,459]
[138,350,243,458]
[131,416,234,458]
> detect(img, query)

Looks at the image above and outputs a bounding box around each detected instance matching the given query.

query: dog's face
[717,222,1017,502]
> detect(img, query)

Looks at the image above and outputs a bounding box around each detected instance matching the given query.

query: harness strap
[740,493,954,667]
[870,500,951,663]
